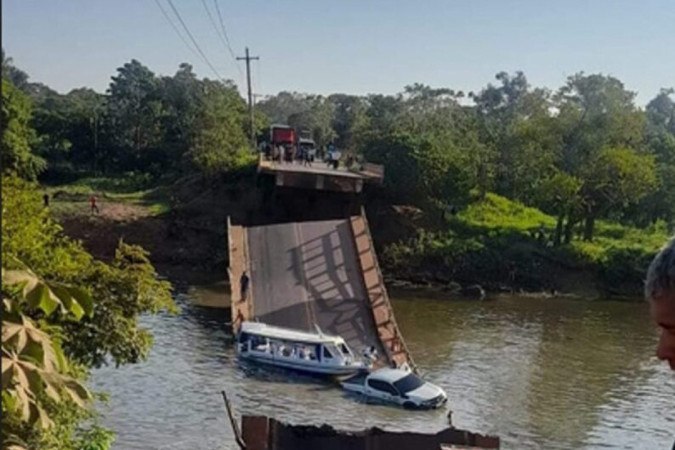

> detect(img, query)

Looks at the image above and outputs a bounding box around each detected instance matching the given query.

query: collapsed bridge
[228,158,414,370]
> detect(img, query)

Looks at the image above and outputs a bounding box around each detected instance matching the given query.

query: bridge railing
[351,207,417,373]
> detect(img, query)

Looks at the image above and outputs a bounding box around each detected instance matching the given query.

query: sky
[3,0,675,105]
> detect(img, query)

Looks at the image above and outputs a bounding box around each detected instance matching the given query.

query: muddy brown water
[91,289,674,449]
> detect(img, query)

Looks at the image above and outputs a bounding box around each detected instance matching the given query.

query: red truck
[270,124,297,147]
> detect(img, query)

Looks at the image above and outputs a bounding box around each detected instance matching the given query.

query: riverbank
[369,192,669,300]
[46,175,226,289]
[46,174,668,301]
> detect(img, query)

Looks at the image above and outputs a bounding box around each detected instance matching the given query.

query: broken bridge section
[228,158,414,369]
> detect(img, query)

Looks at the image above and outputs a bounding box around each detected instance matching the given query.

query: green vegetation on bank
[44,174,171,218]
[382,192,669,296]
[2,176,175,450]
[3,52,178,450]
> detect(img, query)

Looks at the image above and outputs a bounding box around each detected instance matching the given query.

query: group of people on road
[262,141,356,171]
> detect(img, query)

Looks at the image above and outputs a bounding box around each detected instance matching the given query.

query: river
[91,289,674,449]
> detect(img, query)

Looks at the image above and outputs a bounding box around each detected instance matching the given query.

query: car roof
[369,367,414,383]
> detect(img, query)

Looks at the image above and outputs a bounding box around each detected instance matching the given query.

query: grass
[457,193,669,263]
[459,192,556,232]
[385,191,671,295]
[44,174,170,218]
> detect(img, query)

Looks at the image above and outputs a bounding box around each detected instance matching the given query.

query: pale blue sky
[3,0,674,105]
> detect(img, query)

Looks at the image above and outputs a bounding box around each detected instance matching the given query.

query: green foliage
[383,192,669,294]
[2,268,93,449]
[105,59,163,156]
[188,80,254,174]
[1,79,46,180]
[580,147,657,213]
[2,174,174,448]
[362,132,422,202]
[2,49,30,90]
[63,243,175,368]
[459,192,556,232]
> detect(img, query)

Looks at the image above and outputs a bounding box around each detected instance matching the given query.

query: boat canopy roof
[240,321,344,345]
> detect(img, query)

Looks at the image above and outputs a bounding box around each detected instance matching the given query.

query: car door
[366,379,400,404]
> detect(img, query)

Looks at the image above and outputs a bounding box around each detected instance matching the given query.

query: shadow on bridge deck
[229,212,414,370]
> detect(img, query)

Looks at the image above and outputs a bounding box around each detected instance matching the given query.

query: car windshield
[392,373,425,394]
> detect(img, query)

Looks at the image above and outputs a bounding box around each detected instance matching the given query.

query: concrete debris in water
[240,415,500,450]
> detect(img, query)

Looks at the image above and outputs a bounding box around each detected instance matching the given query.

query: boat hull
[238,351,364,376]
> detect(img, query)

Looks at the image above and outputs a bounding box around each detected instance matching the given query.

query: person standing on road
[89,195,99,214]
[240,271,250,302]
[303,147,313,167]
[645,236,675,449]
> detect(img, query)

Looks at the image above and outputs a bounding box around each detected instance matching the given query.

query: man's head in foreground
[646,236,675,370]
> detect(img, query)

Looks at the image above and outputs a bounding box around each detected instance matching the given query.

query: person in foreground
[646,236,675,370]
[645,236,675,450]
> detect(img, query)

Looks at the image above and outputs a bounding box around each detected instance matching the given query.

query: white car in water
[341,367,447,409]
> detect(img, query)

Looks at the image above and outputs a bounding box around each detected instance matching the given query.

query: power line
[213,0,239,65]
[200,0,241,78]
[255,57,262,97]
[166,0,226,82]
[152,0,201,61]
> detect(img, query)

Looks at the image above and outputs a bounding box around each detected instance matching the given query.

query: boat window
[322,346,334,359]
[392,373,425,394]
[367,379,399,396]
[274,342,292,357]
[338,342,352,356]
[296,345,317,360]
[249,335,269,352]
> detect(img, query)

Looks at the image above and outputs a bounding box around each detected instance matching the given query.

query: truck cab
[298,138,317,161]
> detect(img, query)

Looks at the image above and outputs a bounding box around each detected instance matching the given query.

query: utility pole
[237,47,259,149]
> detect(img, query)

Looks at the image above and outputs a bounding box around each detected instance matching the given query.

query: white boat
[236,321,367,376]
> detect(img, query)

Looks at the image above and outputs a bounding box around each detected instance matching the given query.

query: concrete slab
[246,219,387,364]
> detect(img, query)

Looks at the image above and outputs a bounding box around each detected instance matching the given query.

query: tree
[2,49,30,91]
[157,63,202,172]
[256,91,313,124]
[105,60,163,170]
[2,266,93,449]
[286,95,336,149]
[2,175,175,448]
[188,80,253,174]
[536,171,582,245]
[327,94,368,151]
[554,73,647,239]
[579,147,657,240]
[471,72,556,201]
[646,88,675,135]
[1,79,46,180]
[30,87,105,176]
[641,89,675,226]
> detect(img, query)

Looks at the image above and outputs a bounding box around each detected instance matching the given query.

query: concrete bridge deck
[257,157,384,193]
[229,211,414,370]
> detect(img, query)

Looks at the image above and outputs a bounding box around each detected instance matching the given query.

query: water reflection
[393,294,674,449]
[92,292,674,450]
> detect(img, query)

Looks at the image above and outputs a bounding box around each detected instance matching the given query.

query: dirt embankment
[55,175,260,288]
[54,175,622,300]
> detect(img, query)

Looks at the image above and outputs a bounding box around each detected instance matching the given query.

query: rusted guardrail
[350,207,417,372]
